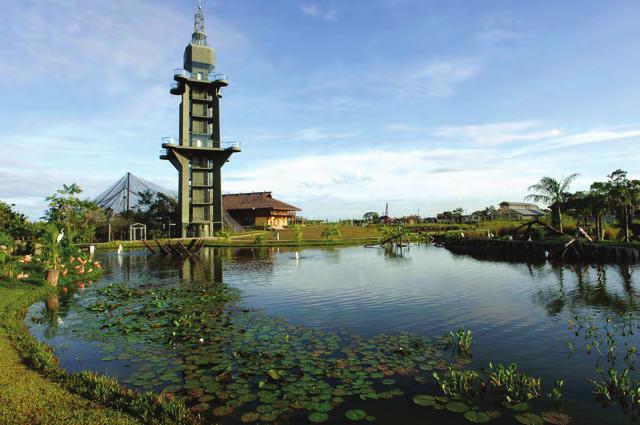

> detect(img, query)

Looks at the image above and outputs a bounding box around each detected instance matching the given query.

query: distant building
[497,202,547,220]
[223,192,301,229]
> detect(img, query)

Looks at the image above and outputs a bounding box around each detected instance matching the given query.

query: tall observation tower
[161,2,240,238]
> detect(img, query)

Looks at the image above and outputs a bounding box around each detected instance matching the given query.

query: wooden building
[223,192,301,229]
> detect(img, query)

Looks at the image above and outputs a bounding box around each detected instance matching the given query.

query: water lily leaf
[413,395,436,406]
[314,402,333,412]
[486,410,501,418]
[515,413,544,425]
[268,369,282,380]
[464,410,490,423]
[240,412,260,423]
[446,401,469,413]
[212,405,235,416]
[507,402,530,412]
[541,411,571,425]
[309,412,329,423]
[346,409,368,420]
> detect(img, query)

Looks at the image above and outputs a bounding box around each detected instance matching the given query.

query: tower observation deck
[161,2,240,237]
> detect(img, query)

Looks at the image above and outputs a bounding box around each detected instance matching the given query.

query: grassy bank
[0,263,195,424]
[0,285,139,425]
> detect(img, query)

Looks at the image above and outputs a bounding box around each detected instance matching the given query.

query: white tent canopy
[94,172,177,213]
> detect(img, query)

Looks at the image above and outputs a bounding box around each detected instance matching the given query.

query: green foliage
[293,224,303,243]
[131,191,179,238]
[362,212,379,222]
[588,367,640,406]
[254,234,264,245]
[0,201,33,239]
[526,174,578,232]
[445,328,473,355]
[39,224,62,271]
[433,367,480,398]
[321,224,342,241]
[216,229,231,241]
[434,361,547,405]
[44,183,104,244]
[486,362,541,403]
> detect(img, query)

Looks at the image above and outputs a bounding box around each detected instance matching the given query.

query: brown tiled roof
[222,192,301,212]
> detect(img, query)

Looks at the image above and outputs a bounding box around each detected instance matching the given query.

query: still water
[27,245,640,424]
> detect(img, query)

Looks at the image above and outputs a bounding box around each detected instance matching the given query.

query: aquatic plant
[253,234,264,245]
[445,328,473,355]
[547,380,564,402]
[486,362,541,403]
[433,367,479,398]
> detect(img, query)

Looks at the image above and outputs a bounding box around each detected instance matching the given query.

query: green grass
[0,285,139,425]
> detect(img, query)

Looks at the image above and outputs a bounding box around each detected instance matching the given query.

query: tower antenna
[194,0,206,35]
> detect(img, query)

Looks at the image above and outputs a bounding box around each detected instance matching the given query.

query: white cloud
[433,121,562,146]
[300,3,338,21]
[475,16,528,44]
[388,59,480,98]
[293,127,358,142]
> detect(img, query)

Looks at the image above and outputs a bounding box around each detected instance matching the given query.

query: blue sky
[1,0,640,220]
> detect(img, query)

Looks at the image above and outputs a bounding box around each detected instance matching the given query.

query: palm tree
[526,174,579,233]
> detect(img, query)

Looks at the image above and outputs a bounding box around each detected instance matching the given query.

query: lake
[27,245,640,424]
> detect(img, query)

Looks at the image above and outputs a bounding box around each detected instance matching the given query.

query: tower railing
[209,73,228,82]
[161,137,241,150]
[174,68,190,79]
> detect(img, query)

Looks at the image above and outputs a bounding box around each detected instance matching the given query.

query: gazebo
[129,223,147,241]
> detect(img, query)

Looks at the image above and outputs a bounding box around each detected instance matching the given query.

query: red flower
[78,283,85,289]
[63,287,68,293]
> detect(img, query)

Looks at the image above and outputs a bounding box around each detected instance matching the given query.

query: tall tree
[526,174,579,233]
[605,170,640,242]
[43,183,104,243]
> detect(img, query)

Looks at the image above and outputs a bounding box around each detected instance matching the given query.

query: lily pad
[507,402,530,412]
[541,411,571,425]
[515,413,544,425]
[309,412,329,423]
[446,401,469,413]
[346,409,368,420]
[464,410,490,423]
[413,395,436,406]
[240,412,260,423]
[212,405,235,416]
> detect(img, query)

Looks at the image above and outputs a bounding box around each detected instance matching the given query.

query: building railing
[222,141,241,149]
[174,68,190,79]
[159,149,168,156]
[209,73,228,82]
[170,82,178,90]
[161,137,241,150]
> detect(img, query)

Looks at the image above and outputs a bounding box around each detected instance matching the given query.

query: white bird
[117,244,124,254]
[56,229,64,244]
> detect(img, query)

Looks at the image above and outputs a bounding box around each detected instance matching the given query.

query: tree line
[527,169,640,242]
